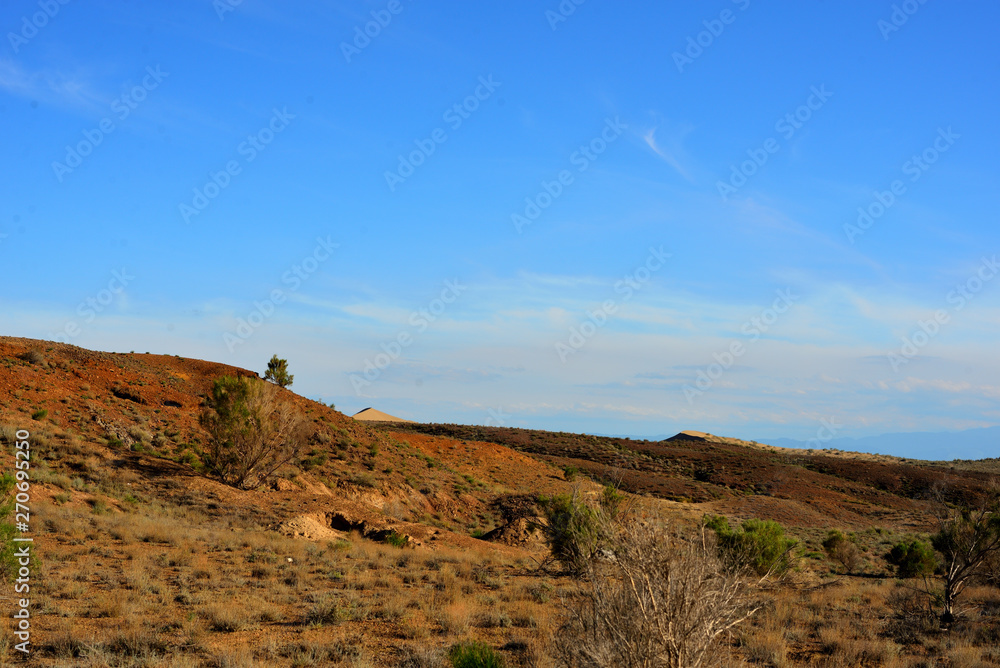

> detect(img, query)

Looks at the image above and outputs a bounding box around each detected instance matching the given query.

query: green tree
[538,490,610,576]
[885,539,937,579]
[199,376,304,489]
[538,485,627,576]
[704,515,797,578]
[264,355,293,388]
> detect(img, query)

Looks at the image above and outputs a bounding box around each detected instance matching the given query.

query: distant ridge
[352,407,416,424]
[763,426,1000,461]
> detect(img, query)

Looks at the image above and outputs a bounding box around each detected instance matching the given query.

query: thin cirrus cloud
[0,59,104,114]
[641,124,695,183]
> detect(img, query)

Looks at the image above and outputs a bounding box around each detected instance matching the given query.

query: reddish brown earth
[390,422,995,533]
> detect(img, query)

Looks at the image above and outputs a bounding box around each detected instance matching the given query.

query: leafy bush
[128,426,152,444]
[20,350,45,366]
[704,515,797,577]
[385,531,408,548]
[0,474,21,581]
[563,465,580,481]
[30,409,47,421]
[199,376,305,489]
[823,529,862,573]
[350,473,377,488]
[538,489,615,575]
[299,452,328,471]
[886,539,937,579]
[449,641,506,668]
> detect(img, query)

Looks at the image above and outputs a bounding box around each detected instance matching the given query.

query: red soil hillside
[0,336,575,549]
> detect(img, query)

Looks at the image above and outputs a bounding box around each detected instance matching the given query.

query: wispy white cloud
[642,125,694,182]
[0,59,104,113]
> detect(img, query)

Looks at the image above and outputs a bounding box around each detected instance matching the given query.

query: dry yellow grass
[14,493,1000,668]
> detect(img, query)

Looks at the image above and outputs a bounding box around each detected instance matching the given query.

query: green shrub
[30,409,47,421]
[21,350,45,365]
[886,539,937,579]
[350,473,377,488]
[449,641,506,668]
[89,499,111,515]
[823,529,861,573]
[704,515,797,577]
[0,474,21,580]
[199,376,304,489]
[299,453,328,471]
[538,493,611,575]
[385,531,408,548]
[563,465,580,481]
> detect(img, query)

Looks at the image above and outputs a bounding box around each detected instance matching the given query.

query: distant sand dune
[352,407,416,423]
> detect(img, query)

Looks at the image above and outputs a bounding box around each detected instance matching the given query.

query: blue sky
[2,0,999,452]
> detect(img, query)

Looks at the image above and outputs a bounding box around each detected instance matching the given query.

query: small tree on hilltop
[264,355,293,388]
[199,376,304,489]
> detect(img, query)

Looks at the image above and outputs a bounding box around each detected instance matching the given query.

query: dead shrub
[555,521,762,668]
[885,586,940,644]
